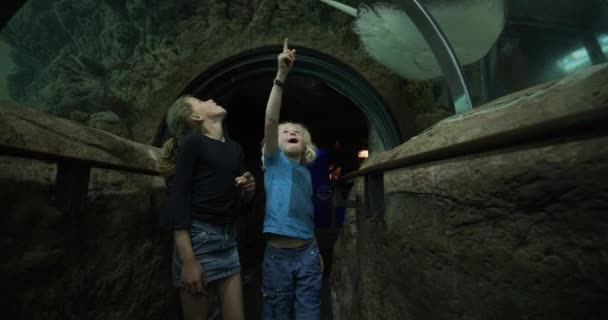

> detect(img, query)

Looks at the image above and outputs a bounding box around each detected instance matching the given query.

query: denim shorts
[262,241,322,320]
[172,220,240,287]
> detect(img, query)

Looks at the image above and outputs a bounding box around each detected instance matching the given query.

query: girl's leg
[179,289,210,320]
[216,273,245,320]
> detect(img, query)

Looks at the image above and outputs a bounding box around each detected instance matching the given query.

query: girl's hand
[236,172,256,201]
[181,258,207,296]
[278,38,296,76]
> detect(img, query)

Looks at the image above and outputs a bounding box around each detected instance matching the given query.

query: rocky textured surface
[0,152,267,319]
[0,99,173,318]
[330,65,608,319]
[1,0,446,142]
[0,100,160,172]
[0,97,269,318]
[0,156,175,319]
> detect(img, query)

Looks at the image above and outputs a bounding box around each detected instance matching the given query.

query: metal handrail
[341,107,608,182]
[1,146,160,214]
[1,100,161,214]
[1,145,160,214]
[333,105,608,219]
[0,144,160,176]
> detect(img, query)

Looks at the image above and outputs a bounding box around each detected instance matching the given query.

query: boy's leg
[263,246,295,320]
[179,289,209,320]
[216,273,245,320]
[294,243,322,320]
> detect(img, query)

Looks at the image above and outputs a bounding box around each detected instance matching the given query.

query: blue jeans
[262,241,322,320]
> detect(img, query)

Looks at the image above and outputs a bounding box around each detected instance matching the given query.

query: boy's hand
[278,38,296,77]
[236,172,256,200]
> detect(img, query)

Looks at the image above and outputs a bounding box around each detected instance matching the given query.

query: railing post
[331,183,340,228]
[364,172,385,218]
[331,182,358,226]
[331,174,385,221]
[54,161,91,214]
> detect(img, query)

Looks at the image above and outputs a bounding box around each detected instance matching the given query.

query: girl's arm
[175,229,205,294]
[166,134,198,229]
[166,134,206,294]
[264,38,296,155]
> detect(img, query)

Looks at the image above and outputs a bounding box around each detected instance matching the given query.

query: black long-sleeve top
[163,132,245,229]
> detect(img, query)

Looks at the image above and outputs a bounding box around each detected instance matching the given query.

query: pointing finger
[284,38,289,52]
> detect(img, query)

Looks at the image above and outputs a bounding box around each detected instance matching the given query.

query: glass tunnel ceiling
[0,0,606,131]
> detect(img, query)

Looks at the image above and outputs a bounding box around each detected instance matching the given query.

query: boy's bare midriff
[266,233,313,248]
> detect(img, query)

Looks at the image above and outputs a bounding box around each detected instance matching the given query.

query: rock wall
[1,0,449,143]
[0,99,266,318]
[0,156,176,319]
[330,66,608,319]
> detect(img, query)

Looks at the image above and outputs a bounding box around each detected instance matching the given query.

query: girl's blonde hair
[158,95,197,180]
[261,122,317,168]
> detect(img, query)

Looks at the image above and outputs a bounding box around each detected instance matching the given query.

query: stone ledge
[0,100,160,174]
[364,63,608,166]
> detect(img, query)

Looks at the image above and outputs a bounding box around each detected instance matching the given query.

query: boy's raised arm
[264,38,295,155]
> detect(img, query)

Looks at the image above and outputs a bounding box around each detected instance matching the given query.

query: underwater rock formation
[1,0,443,142]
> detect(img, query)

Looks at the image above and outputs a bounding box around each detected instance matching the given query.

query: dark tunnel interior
[217,75,370,181]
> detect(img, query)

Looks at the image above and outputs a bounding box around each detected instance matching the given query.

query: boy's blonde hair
[158,95,197,179]
[261,122,318,168]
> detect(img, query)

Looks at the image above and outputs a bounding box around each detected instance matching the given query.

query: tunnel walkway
[2,62,607,319]
[2,0,607,317]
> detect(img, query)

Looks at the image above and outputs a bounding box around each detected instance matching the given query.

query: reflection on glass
[453,94,472,114]
[0,40,14,101]
[598,34,608,57]
[489,34,598,100]
[320,0,505,81]
[556,47,592,73]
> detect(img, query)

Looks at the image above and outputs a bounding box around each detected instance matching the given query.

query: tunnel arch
[153,46,401,150]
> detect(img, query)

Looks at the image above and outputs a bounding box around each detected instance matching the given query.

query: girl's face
[278,123,305,155]
[187,97,226,121]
